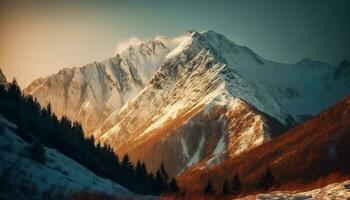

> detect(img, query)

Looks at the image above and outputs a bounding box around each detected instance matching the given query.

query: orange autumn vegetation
[175,96,350,199]
[118,103,205,173]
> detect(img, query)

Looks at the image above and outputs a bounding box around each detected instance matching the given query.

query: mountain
[0,115,141,200]
[178,95,350,198]
[24,36,181,134]
[94,30,350,175]
[25,30,350,176]
[0,68,7,85]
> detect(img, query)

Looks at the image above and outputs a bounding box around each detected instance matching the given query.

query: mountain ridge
[24,30,350,176]
[93,30,349,175]
[178,95,350,198]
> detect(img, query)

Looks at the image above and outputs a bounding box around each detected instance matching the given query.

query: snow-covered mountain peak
[294,57,332,70]
[339,59,350,66]
[25,30,350,176]
[24,33,185,135]
[0,68,7,85]
[333,59,350,86]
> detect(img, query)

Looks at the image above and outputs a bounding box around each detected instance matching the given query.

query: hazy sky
[1,0,349,87]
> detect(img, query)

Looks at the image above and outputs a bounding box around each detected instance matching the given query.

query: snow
[143,99,186,134]
[95,30,349,174]
[0,115,148,200]
[0,68,7,85]
[165,34,192,59]
[213,115,226,156]
[24,30,350,175]
[233,114,266,155]
[238,180,350,199]
[186,134,205,167]
[213,133,225,156]
[181,137,190,159]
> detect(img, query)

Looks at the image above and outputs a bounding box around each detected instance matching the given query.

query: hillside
[0,115,142,200]
[177,95,350,198]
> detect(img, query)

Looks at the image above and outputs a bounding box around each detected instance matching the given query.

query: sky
[0,0,349,87]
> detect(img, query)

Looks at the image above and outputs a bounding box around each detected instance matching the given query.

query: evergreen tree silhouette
[155,169,165,194]
[0,77,165,195]
[8,79,21,103]
[222,180,230,194]
[135,160,143,180]
[232,172,242,195]
[30,139,46,164]
[258,167,274,192]
[46,102,52,117]
[204,180,214,194]
[160,162,169,182]
[170,177,180,192]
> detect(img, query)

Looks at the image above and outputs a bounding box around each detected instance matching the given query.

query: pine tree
[0,79,159,195]
[154,169,165,194]
[222,180,229,194]
[8,78,21,102]
[141,162,148,180]
[46,102,52,117]
[122,154,134,173]
[170,177,180,192]
[160,162,169,182]
[30,139,45,164]
[258,167,274,192]
[204,180,214,194]
[232,172,242,195]
[135,160,143,180]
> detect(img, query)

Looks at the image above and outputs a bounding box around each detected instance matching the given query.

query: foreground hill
[0,115,142,200]
[238,180,350,200]
[177,95,350,198]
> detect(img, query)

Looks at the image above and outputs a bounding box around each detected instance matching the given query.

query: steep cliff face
[24,38,177,134]
[24,30,350,175]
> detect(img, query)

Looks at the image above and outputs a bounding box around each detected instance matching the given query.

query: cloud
[115,37,143,53]
[115,34,188,54]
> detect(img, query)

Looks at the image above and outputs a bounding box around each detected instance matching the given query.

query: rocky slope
[24,37,180,134]
[25,30,350,176]
[178,95,350,197]
[96,30,350,175]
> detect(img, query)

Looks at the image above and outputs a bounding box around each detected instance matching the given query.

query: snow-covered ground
[0,115,149,200]
[238,180,350,200]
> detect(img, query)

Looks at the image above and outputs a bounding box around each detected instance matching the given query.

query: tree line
[0,79,179,195]
[204,168,274,196]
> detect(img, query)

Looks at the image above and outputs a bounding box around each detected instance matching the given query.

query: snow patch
[186,134,205,167]
[181,137,190,159]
